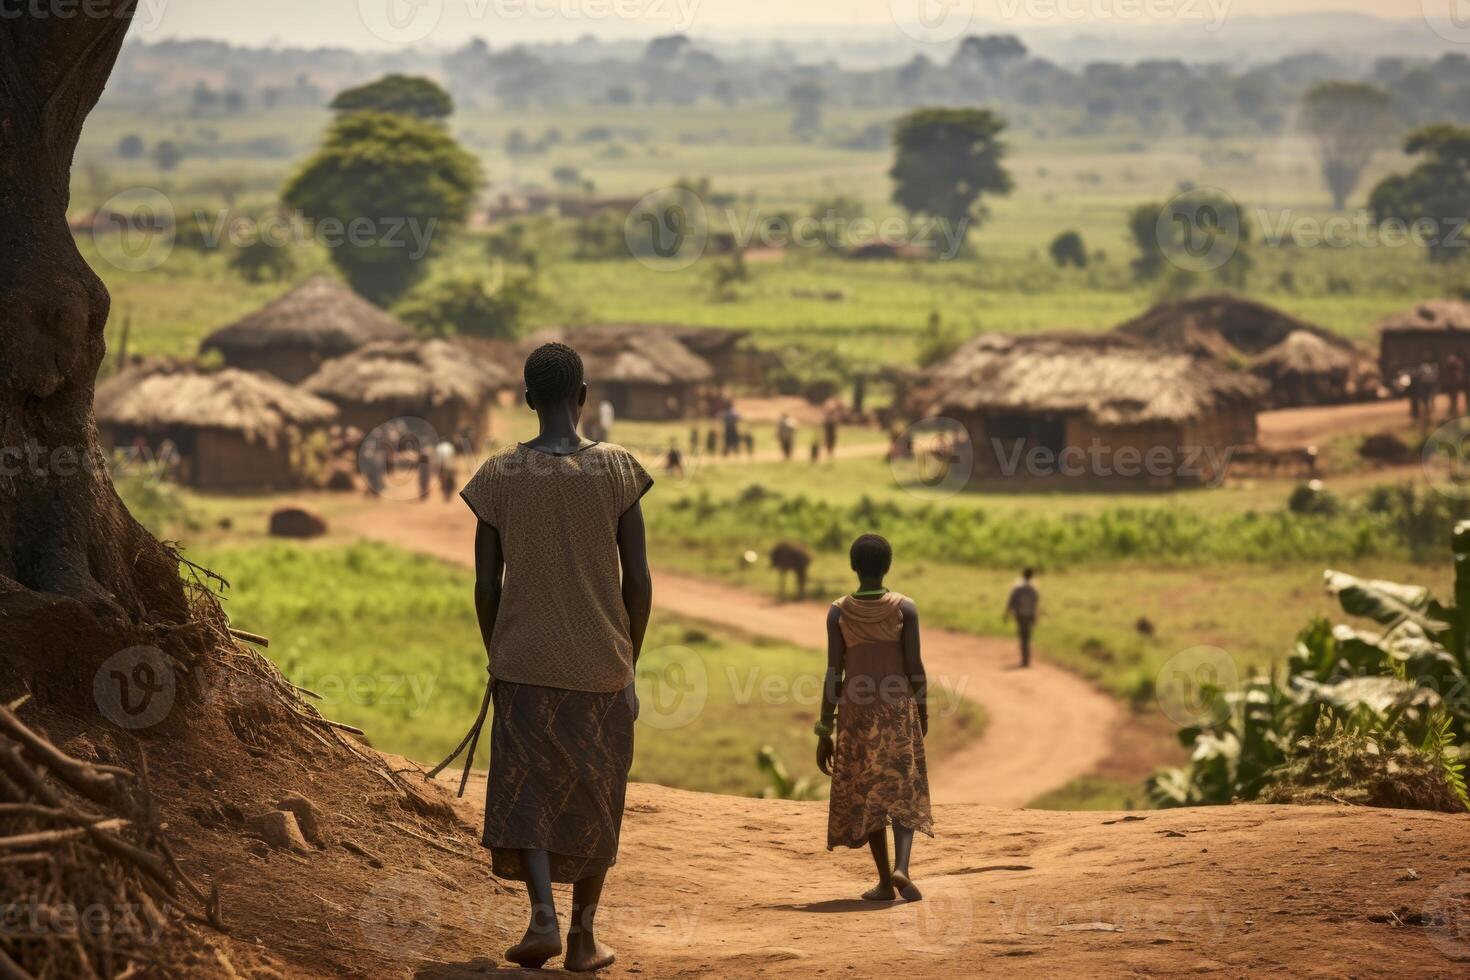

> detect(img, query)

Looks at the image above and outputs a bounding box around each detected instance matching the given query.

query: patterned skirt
[483,681,635,883]
[827,694,935,849]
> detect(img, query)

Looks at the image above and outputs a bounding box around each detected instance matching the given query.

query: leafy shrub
[1150,521,1470,811]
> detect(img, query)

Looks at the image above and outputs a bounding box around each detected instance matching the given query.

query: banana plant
[1151,520,1470,806]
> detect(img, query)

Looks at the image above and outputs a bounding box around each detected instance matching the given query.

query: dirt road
[1257,398,1414,450]
[341,498,1120,808]
[417,776,1468,978]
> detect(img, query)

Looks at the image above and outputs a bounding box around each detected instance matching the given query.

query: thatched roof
[927,332,1266,427]
[524,325,714,386]
[200,276,412,357]
[1116,294,1356,360]
[303,339,515,409]
[1377,299,1470,335]
[1252,331,1359,376]
[668,326,750,357]
[95,362,338,445]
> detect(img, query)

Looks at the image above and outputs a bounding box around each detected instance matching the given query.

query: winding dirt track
[340,497,1120,808]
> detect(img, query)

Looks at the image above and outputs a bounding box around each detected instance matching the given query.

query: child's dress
[827,592,935,849]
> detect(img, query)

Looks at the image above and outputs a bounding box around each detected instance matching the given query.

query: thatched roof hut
[200,276,413,383]
[1115,294,1377,406]
[524,325,715,419]
[95,362,338,491]
[1377,299,1470,380]
[303,338,516,438]
[925,332,1265,488]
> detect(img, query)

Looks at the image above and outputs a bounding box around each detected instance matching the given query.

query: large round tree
[889,107,1013,249]
[283,110,482,306]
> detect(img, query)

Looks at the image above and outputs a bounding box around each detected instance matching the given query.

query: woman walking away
[816,534,933,902]
[460,342,654,972]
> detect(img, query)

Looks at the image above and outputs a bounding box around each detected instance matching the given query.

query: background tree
[787,80,824,139]
[1049,230,1087,268]
[889,107,1013,247]
[1298,82,1397,210]
[0,4,193,657]
[394,274,533,339]
[282,110,481,305]
[153,139,183,173]
[329,74,453,122]
[229,236,298,283]
[1128,189,1253,286]
[1369,124,1470,263]
[116,133,145,159]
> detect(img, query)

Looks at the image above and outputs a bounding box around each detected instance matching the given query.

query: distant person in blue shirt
[1003,569,1040,669]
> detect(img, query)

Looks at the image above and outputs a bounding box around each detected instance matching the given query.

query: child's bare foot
[891,869,923,902]
[505,928,563,969]
[862,883,897,901]
[564,933,616,973]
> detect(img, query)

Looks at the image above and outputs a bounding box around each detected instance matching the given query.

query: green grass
[179,538,982,798]
[75,103,1467,367]
[1027,776,1152,812]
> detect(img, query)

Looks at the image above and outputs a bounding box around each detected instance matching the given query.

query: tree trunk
[0,5,188,666]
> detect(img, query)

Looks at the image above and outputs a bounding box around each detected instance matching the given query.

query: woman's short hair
[524,343,584,404]
[850,534,892,577]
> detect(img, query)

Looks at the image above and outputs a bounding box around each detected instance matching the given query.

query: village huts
[524,325,715,419]
[924,332,1266,489]
[666,327,777,388]
[199,276,413,384]
[303,338,516,439]
[1115,294,1377,407]
[95,362,338,491]
[1376,299,1470,379]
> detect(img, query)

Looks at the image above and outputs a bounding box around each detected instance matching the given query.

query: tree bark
[0,4,188,664]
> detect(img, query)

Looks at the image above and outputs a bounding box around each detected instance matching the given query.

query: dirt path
[340,498,1120,808]
[415,776,1467,978]
[1257,398,1415,450]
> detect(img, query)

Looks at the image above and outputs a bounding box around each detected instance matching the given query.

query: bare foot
[891,869,923,902]
[862,883,896,901]
[564,934,616,973]
[505,929,563,969]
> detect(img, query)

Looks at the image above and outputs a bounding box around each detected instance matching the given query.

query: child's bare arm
[473,522,505,671]
[817,606,844,775]
[900,597,928,737]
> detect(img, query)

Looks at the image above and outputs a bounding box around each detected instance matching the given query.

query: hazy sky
[131,0,1437,48]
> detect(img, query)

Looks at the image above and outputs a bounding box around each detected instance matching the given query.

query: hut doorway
[987,413,1065,455]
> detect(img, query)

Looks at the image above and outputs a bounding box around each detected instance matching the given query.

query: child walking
[816,534,933,901]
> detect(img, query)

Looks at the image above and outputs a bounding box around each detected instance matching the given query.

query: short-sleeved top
[461,442,653,693]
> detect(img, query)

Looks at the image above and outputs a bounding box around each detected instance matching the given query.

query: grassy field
[166,530,983,799]
[75,101,1469,367]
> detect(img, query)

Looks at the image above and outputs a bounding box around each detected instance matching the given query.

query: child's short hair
[524,342,584,404]
[850,534,892,577]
